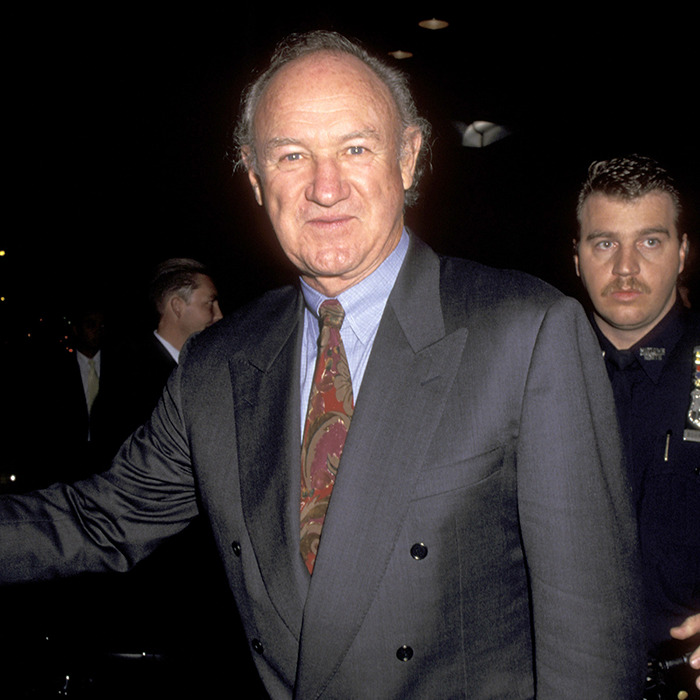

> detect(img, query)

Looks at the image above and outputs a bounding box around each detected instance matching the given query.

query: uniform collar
[594,301,687,383]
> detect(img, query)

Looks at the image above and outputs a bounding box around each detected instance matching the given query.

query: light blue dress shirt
[299,230,409,439]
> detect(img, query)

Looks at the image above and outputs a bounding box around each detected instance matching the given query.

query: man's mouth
[307,215,353,224]
[602,278,651,299]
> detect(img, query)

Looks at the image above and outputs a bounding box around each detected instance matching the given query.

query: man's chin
[597,310,656,337]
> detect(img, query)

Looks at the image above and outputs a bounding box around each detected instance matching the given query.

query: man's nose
[305,157,350,206]
[212,301,223,323]
[612,244,641,277]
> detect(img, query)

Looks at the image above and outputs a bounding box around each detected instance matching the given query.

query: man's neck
[156,321,184,352]
[75,346,99,359]
[76,348,99,361]
[153,329,180,363]
[593,317,648,350]
[594,305,678,351]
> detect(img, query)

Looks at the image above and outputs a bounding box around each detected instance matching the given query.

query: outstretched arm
[0,368,198,584]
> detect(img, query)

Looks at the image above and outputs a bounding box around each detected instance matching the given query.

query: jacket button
[232,541,242,557]
[410,543,428,560]
[396,645,413,662]
[252,639,264,655]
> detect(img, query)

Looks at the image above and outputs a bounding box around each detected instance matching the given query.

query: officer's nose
[612,244,641,277]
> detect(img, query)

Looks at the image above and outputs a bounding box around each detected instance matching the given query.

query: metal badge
[639,347,666,361]
[684,346,700,442]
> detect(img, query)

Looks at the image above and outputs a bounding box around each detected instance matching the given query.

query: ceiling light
[455,121,513,148]
[419,18,449,30]
[388,49,413,59]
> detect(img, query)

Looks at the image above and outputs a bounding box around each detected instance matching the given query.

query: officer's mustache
[601,277,652,296]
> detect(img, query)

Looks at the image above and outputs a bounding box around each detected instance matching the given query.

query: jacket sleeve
[516,296,646,698]
[0,365,199,584]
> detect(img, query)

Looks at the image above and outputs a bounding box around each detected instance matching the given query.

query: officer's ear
[679,233,689,274]
[573,238,581,278]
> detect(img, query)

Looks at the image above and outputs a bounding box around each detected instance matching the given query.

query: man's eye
[348,146,366,155]
[643,238,660,248]
[283,153,302,162]
[595,240,614,250]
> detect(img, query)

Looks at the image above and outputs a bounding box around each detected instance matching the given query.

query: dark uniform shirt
[593,301,700,653]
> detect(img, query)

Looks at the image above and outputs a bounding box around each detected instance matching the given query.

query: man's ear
[400,127,422,191]
[572,238,581,278]
[170,295,184,319]
[242,146,264,207]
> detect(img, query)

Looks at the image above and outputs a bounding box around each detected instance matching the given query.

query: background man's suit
[0,236,644,698]
[115,332,178,438]
[5,343,122,489]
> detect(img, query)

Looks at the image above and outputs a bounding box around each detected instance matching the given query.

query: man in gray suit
[1,31,644,698]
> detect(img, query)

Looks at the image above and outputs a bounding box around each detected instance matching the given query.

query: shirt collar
[300,230,409,344]
[76,349,101,370]
[154,330,180,364]
[595,300,687,382]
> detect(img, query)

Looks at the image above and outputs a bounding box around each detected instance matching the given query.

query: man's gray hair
[232,30,431,206]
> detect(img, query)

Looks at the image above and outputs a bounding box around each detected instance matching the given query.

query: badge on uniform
[639,347,666,361]
[683,345,700,443]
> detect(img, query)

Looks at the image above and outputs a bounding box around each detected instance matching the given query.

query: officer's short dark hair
[575,154,682,240]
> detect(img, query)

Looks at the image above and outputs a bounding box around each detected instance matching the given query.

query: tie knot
[319,299,345,329]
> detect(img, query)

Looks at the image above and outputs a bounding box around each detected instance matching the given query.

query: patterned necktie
[86,357,99,413]
[300,299,354,573]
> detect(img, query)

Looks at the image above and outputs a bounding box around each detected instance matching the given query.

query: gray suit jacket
[0,236,644,698]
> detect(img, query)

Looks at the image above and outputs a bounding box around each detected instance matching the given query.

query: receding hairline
[253,50,403,135]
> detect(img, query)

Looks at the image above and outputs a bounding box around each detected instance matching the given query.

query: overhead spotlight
[455,121,513,148]
[388,49,413,59]
[419,18,449,30]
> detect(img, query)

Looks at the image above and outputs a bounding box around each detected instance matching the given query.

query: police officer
[574,154,700,695]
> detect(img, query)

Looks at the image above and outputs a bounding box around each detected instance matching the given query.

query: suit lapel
[232,289,310,640]
[295,238,468,698]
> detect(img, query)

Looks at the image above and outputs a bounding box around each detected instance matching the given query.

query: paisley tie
[300,299,354,573]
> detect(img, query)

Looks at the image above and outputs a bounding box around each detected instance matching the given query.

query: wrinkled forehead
[253,52,400,139]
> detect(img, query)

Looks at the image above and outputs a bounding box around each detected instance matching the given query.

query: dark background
[3,5,699,346]
[1,6,698,697]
